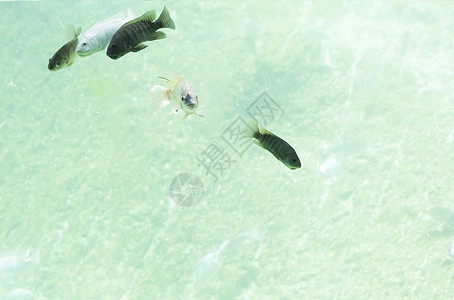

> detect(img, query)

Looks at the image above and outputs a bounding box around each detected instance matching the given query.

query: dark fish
[106,6,175,60]
[245,120,301,170]
[48,26,81,71]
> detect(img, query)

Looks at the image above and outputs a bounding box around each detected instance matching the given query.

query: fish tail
[58,19,65,31]
[64,25,76,40]
[243,118,262,140]
[241,119,265,149]
[150,84,171,109]
[156,6,175,30]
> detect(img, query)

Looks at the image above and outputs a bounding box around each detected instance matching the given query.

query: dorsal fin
[64,25,76,40]
[75,26,82,37]
[158,75,184,91]
[126,8,134,21]
[91,11,126,27]
[123,10,156,27]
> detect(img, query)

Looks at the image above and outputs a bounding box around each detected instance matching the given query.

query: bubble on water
[0,250,38,278]
[5,288,35,300]
[319,158,341,181]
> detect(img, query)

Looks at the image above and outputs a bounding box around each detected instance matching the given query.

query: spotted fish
[106,6,175,60]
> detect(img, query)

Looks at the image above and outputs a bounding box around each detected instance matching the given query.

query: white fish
[150,75,203,118]
[76,10,133,57]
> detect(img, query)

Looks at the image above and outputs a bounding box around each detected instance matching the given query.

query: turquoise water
[1,0,454,298]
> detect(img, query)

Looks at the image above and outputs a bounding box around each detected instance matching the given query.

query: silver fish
[150,75,203,118]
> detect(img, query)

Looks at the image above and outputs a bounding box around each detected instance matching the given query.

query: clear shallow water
[1,0,454,299]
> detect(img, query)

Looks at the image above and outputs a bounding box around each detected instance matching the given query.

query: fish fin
[75,26,82,37]
[150,85,171,109]
[150,31,166,41]
[242,119,260,138]
[246,118,275,137]
[91,11,126,27]
[242,118,266,148]
[123,10,156,27]
[168,93,183,107]
[132,43,148,52]
[107,11,125,21]
[142,10,157,22]
[126,8,134,21]
[155,6,175,30]
[258,127,277,138]
[158,75,183,91]
[64,25,76,40]
[58,20,65,31]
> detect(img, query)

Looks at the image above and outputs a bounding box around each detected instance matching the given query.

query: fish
[244,120,301,170]
[76,10,134,57]
[48,25,82,71]
[150,75,203,118]
[106,6,175,60]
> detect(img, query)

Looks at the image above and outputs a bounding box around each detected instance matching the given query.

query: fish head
[180,80,199,114]
[76,37,98,57]
[180,85,199,115]
[106,42,126,60]
[283,150,301,170]
[48,54,67,71]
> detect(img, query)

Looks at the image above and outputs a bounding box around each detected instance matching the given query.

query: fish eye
[82,42,87,46]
